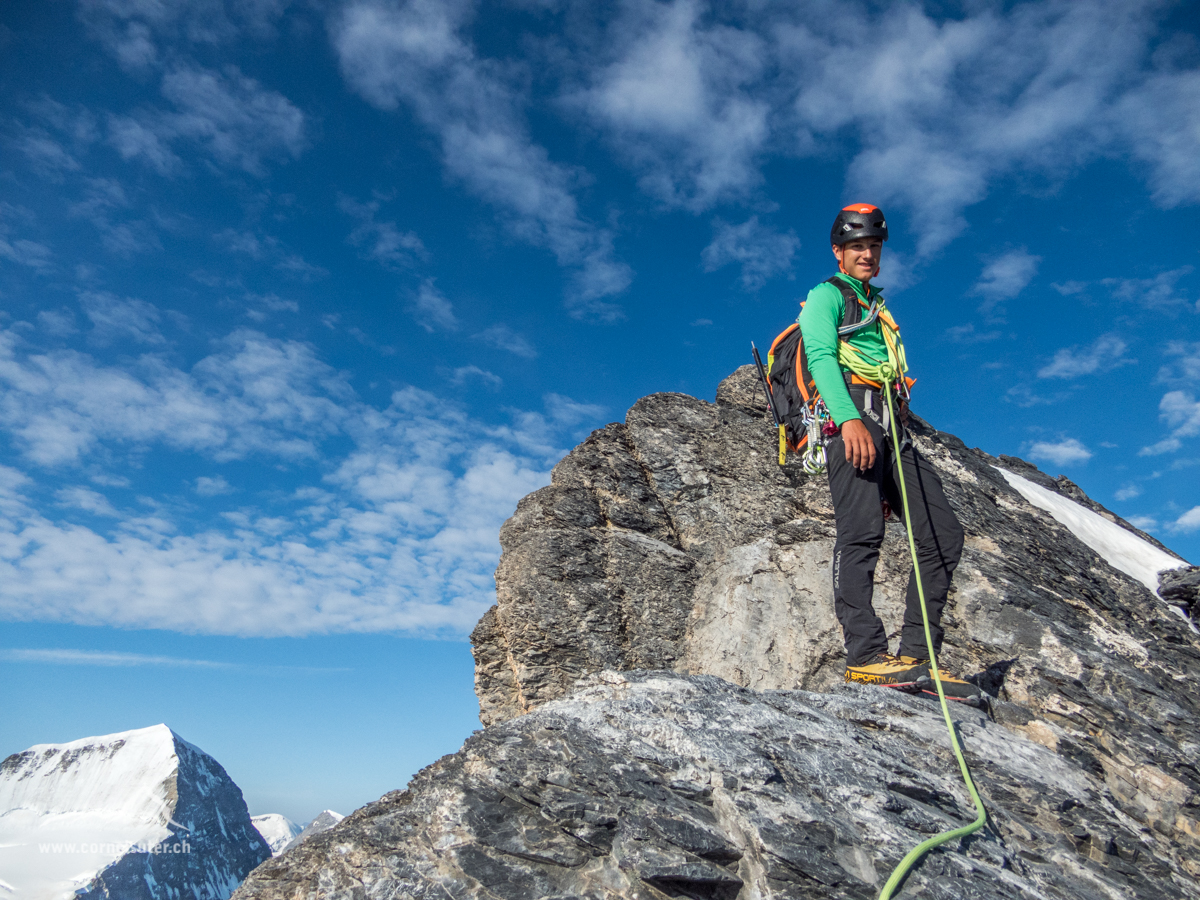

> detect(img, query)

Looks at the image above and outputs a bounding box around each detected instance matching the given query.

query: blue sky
[1,0,1198,823]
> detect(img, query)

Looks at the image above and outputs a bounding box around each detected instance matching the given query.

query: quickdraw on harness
[752,277,912,474]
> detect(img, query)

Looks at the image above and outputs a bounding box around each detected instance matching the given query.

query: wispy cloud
[1027,438,1092,466]
[194,475,233,497]
[215,229,326,279]
[79,0,289,71]
[0,648,237,668]
[1140,391,1200,457]
[472,324,537,359]
[1172,506,1200,533]
[409,279,458,332]
[0,320,598,637]
[1037,334,1130,379]
[0,204,52,271]
[971,250,1040,314]
[574,0,769,210]
[701,217,798,290]
[945,323,1001,344]
[338,194,427,270]
[332,0,631,319]
[0,648,347,672]
[109,65,306,177]
[1102,266,1193,309]
[79,291,165,344]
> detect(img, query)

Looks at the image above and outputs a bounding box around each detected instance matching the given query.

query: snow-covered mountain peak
[250,814,302,855]
[2,723,180,827]
[0,725,269,900]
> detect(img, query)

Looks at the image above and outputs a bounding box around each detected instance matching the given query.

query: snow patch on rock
[995,467,1187,596]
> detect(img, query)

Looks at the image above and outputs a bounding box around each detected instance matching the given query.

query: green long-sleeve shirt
[797,274,896,426]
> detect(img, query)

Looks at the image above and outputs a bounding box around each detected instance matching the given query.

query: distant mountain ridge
[0,724,270,900]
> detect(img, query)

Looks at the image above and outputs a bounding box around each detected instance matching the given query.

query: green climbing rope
[876,379,988,900]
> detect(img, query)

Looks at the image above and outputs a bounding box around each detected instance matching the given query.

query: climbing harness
[756,279,911,475]
[875,378,988,900]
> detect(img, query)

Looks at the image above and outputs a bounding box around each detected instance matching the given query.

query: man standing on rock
[798,204,979,703]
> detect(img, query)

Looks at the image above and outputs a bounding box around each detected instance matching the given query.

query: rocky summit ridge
[236,367,1200,900]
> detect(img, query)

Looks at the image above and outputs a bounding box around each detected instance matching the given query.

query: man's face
[832,238,883,282]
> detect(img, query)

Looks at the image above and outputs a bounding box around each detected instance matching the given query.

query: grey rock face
[236,368,1199,899]
[1159,565,1200,619]
[234,671,1197,900]
[472,370,1199,850]
[282,810,345,853]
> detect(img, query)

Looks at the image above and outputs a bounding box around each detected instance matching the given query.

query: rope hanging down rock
[876,379,988,900]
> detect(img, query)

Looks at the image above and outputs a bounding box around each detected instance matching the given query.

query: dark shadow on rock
[974,658,1018,698]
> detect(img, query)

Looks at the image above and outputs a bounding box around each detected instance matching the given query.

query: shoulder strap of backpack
[825,276,865,330]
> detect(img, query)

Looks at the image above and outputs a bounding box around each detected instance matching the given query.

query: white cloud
[0,326,349,466]
[338,194,427,269]
[971,249,1040,313]
[215,229,326,279]
[195,475,233,496]
[1052,281,1087,296]
[1114,484,1141,502]
[0,648,236,668]
[1172,506,1200,533]
[1126,515,1157,531]
[37,310,78,336]
[0,323,601,636]
[79,291,165,344]
[1139,391,1200,456]
[409,279,458,332]
[56,486,120,517]
[575,0,769,210]
[1117,69,1200,207]
[1037,334,1129,379]
[78,0,289,71]
[945,323,1001,344]
[1161,341,1200,382]
[332,0,630,319]
[701,217,798,290]
[0,204,52,270]
[68,177,161,256]
[108,114,182,174]
[552,1,1200,256]
[0,236,52,271]
[1027,438,1092,466]
[110,65,306,177]
[778,2,1195,254]
[1102,266,1193,309]
[472,324,537,359]
[448,365,501,389]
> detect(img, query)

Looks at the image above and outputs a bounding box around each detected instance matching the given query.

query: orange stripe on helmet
[842,203,879,214]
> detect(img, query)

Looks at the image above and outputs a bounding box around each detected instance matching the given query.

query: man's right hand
[841,418,875,471]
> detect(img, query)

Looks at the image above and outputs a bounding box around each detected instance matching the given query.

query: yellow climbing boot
[899,656,984,705]
[845,653,930,691]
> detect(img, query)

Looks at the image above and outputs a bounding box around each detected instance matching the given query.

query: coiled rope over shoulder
[876,383,988,900]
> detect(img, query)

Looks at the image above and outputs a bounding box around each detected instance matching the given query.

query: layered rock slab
[233,672,1197,900]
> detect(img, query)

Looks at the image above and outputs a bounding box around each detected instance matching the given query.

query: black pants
[826,386,964,666]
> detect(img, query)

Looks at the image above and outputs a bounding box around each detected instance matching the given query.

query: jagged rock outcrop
[235,369,1199,899]
[1160,565,1200,619]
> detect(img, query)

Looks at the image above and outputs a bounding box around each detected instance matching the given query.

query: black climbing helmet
[830,203,888,246]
